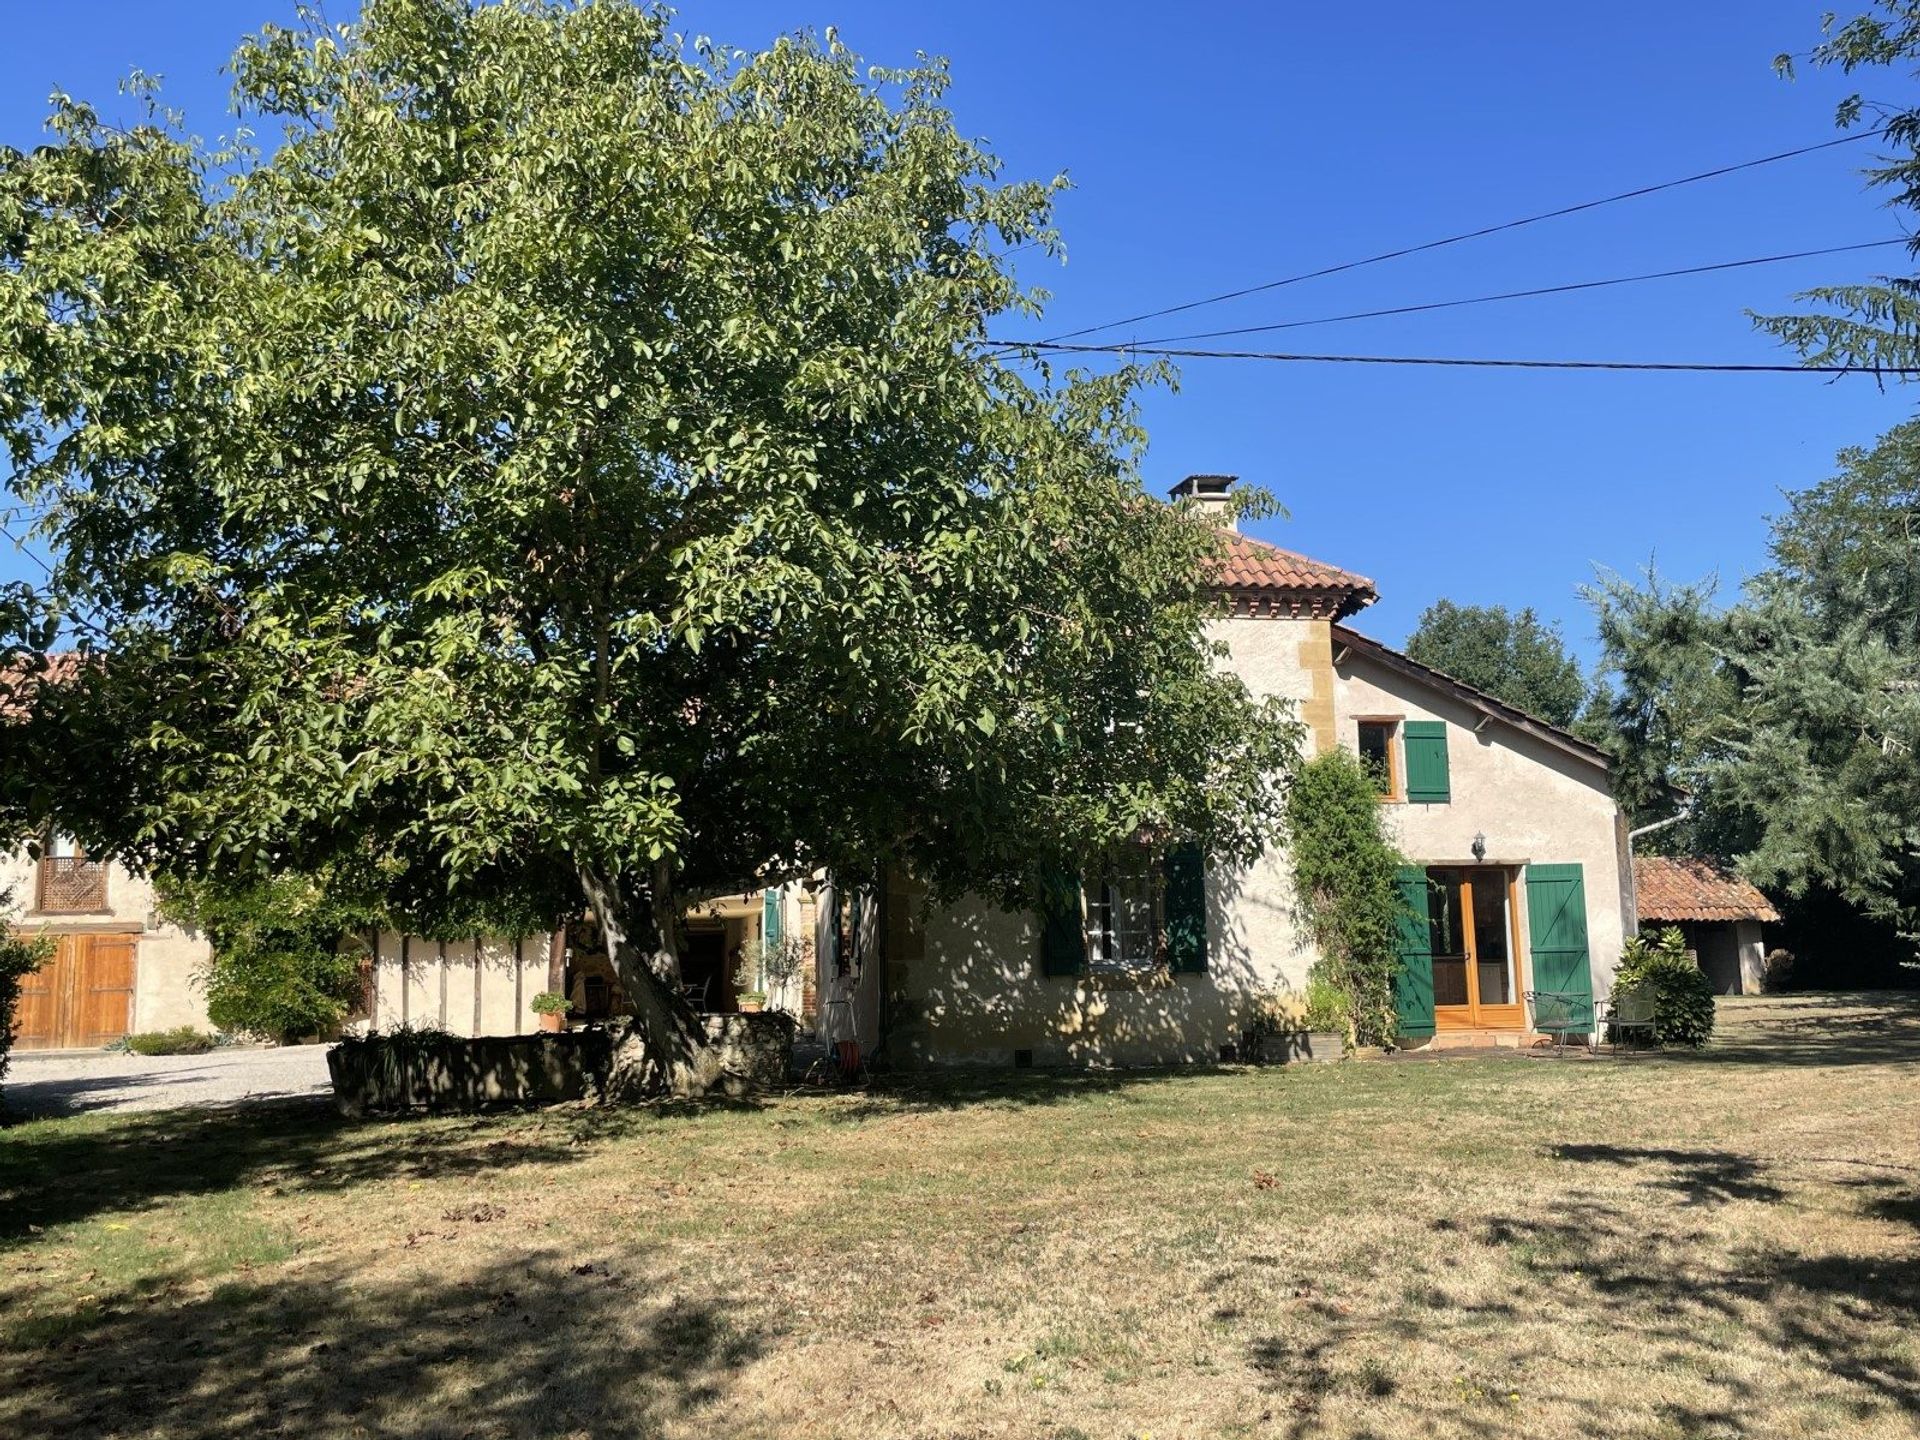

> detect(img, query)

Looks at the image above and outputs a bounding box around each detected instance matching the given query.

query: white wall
[1333,648,1629,1006]
[357,930,550,1037]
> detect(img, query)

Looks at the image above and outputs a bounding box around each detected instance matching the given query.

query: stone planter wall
[328,1012,795,1114]
[1241,1028,1346,1065]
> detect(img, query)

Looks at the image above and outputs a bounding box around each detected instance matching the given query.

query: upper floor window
[37,833,109,914]
[1357,719,1401,800]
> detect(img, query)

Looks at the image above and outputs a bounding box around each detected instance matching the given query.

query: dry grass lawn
[3,993,1918,1439]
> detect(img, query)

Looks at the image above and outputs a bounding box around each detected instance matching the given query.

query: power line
[1039,128,1888,343]
[995,340,1919,374]
[1128,238,1909,345]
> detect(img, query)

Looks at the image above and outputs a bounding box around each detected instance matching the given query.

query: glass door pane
[1427,869,1469,1007]
[1471,872,1514,1006]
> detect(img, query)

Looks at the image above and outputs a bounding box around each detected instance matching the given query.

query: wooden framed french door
[1425,867,1525,1031]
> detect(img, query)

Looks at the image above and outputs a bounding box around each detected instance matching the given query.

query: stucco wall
[2,847,214,1034]
[1333,648,1627,1007]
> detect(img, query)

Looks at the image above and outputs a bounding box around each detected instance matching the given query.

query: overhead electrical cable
[1037,128,1888,343]
[992,340,1919,375]
[1124,238,1909,345]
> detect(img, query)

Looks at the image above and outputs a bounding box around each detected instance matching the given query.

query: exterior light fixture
[1471,832,1487,861]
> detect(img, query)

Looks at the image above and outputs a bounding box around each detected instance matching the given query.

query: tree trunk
[576,859,717,1098]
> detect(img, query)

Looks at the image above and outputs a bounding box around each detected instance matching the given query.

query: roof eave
[1330,624,1611,773]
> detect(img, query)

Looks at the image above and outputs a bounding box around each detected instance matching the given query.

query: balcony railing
[37,856,110,914]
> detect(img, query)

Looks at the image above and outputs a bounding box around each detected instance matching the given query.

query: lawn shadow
[1685,992,1920,1068]
[1548,1143,1787,1205]
[0,1104,595,1242]
[1466,1144,1920,1421]
[3,1248,767,1438]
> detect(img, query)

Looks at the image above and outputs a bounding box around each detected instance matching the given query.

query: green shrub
[530,990,570,1017]
[1616,927,1716,1047]
[1302,970,1349,1033]
[1287,750,1410,1046]
[158,871,374,1042]
[1,890,54,1102]
[125,1026,217,1056]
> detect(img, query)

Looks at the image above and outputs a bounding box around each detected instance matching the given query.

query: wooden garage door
[11,934,136,1051]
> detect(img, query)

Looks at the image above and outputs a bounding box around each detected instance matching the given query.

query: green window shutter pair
[1525,863,1595,1029]
[1035,845,1209,976]
[1402,721,1451,804]
[1392,865,1437,1038]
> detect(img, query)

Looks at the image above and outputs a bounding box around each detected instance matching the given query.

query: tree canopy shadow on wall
[4,1249,765,1439]
[894,858,1295,1072]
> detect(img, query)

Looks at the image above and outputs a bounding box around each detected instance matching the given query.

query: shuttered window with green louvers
[1403,721,1451,804]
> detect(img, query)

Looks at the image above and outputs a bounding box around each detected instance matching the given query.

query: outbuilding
[1632,854,1780,995]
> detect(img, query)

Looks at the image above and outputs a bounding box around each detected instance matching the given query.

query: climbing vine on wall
[1286,749,1409,1046]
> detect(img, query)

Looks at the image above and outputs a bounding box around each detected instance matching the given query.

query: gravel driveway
[4,1043,333,1119]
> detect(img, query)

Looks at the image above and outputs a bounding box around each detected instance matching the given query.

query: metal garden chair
[1526,989,1592,1056]
[1600,982,1660,1057]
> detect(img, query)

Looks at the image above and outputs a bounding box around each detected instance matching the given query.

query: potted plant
[735,989,768,1014]
[1299,973,1348,1063]
[530,989,570,1032]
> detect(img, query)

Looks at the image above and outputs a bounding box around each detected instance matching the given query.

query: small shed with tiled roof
[1633,855,1779,996]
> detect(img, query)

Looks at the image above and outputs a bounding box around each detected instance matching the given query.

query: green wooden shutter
[1403,721,1451,803]
[1525,863,1594,1029]
[762,889,782,946]
[1392,866,1436,1038]
[1039,869,1084,977]
[1163,844,1207,974]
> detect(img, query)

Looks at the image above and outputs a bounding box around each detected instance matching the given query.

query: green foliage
[1301,971,1349,1034]
[159,872,377,1042]
[125,1027,216,1056]
[1405,600,1588,727]
[1286,750,1408,1046]
[1588,421,1920,943]
[0,1,1299,1088]
[1759,3,1920,372]
[0,887,53,1098]
[1615,927,1716,1048]
[529,990,570,1017]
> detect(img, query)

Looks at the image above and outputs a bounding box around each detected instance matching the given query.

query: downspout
[1625,811,1690,932]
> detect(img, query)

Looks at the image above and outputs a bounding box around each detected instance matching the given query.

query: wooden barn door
[10,934,137,1050]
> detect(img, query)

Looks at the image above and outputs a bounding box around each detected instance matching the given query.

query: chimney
[1168,473,1238,532]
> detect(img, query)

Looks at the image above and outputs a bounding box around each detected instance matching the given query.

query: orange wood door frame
[1433,868,1525,1031]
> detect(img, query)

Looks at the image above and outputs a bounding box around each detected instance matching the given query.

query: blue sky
[2,1,1913,660]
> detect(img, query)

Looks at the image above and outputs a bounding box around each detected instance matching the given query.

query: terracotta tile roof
[0,651,84,722]
[1209,532,1377,618]
[1634,855,1780,924]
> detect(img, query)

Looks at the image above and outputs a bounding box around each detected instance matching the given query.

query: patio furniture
[1601,982,1660,1056]
[679,977,710,1013]
[1526,989,1592,1056]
